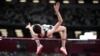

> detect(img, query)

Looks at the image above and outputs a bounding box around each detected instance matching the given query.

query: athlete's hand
[25,23,31,29]
[54,2,60,12]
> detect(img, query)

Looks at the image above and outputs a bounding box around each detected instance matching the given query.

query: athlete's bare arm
[48,2,63,36]
[25,23,37,37]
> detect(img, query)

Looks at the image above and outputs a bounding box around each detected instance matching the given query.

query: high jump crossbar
[0,37,99,41]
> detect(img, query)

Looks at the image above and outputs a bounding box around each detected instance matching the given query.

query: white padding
[79,32,97,40]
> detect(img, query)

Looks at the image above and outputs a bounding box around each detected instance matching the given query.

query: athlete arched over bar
[26,2,67,55]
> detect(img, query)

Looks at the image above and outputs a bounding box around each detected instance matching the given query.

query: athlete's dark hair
[33,24,41,34]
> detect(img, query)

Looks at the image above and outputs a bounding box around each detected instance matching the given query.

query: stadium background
[0,0,100,56]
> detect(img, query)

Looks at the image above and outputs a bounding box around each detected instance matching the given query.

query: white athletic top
[42,24,53,31]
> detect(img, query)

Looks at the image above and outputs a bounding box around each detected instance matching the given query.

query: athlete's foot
[60,47,68,56]
[36,44,43,55]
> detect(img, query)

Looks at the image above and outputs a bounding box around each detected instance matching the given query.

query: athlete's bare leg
[54,26,67,47]
[34,37,43,55]
[34,37,41,46]
[54,26,67,55]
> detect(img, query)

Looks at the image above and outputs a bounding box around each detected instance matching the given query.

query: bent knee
[61,26,67,32]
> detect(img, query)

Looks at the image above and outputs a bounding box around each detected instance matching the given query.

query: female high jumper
[26,2,67,55]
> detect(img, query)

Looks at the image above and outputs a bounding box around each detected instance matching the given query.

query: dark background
[0,0,100,39]
[0,0,100,56]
